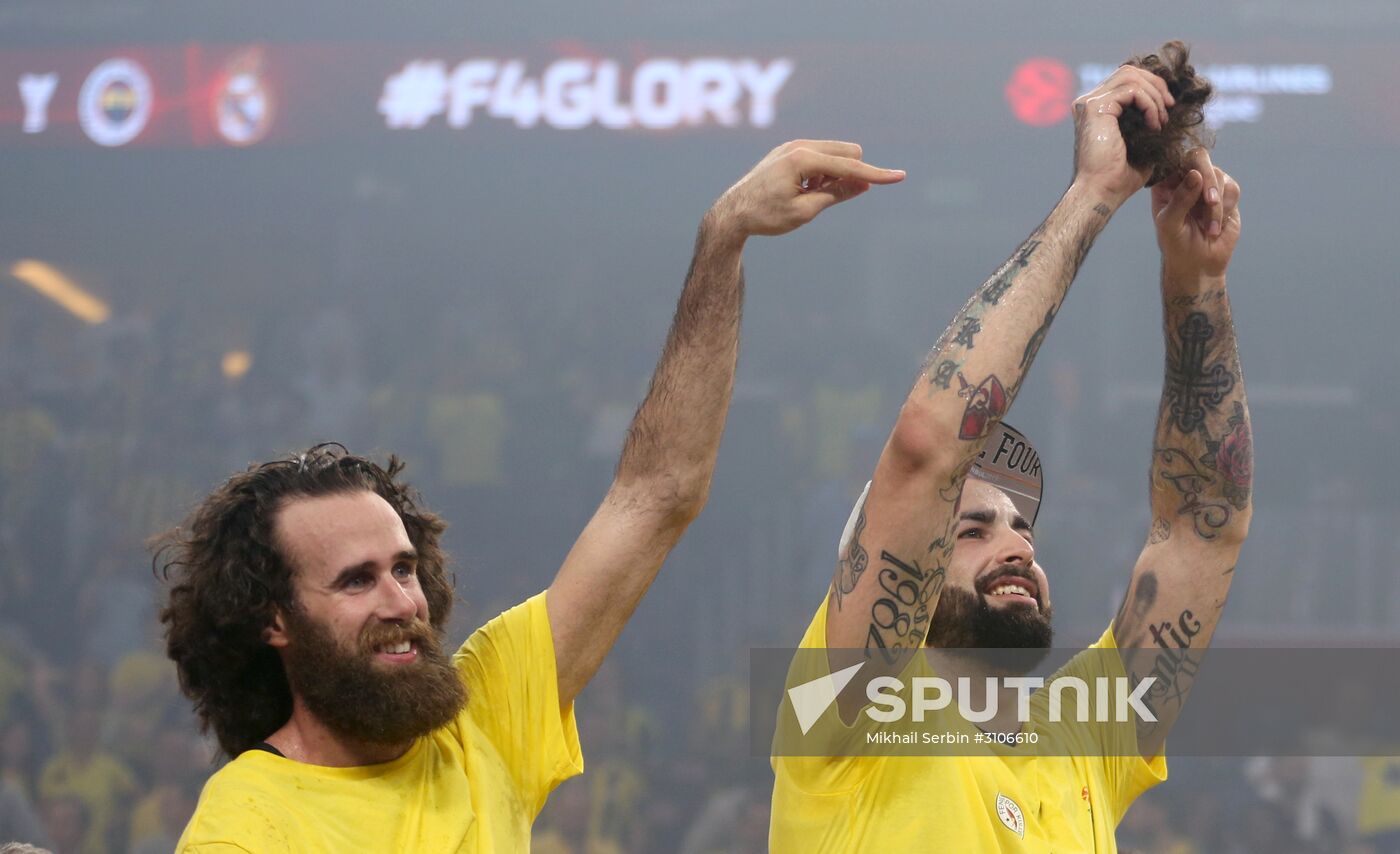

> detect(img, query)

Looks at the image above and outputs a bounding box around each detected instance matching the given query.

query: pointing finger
[793,149,906,185]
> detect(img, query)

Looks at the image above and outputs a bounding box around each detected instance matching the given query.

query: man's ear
[264,611,290,649]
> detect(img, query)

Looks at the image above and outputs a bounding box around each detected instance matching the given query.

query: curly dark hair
[1121,40,1214,185]
[153,443,453,759]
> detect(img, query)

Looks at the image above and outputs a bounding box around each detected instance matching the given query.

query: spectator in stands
[37,709,134,854]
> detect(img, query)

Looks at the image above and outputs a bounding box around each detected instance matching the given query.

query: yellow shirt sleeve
[454,590,585,814]
[1040,624,1168,823]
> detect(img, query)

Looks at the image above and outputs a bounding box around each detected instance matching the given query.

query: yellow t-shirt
[770,597,1166,853]
[177,591,583,852]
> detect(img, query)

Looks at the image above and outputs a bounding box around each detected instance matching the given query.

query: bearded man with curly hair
[157,143,905,852]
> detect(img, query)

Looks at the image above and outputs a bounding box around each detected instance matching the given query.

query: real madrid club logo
[996,792,1026,839]
[215,49,274,146]
[78,58,153,147]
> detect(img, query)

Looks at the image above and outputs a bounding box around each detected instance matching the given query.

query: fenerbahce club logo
[996,793,1026,839]
[78,58,153,146]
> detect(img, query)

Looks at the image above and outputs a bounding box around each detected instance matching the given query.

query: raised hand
[709,139,905,239]
[1072,65,1176,208]
[1152,148,1242,278]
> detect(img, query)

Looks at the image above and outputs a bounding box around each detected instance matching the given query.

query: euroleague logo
[1005,58,1074,127]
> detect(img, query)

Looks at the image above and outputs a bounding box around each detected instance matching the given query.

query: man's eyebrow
[957,509,1033,535]
[330,550,418,587]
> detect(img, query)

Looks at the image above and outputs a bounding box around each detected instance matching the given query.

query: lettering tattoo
[865,550,945,665]
[952,317,982,349]
[1093,202,1112,217]
[832,504,869,611]
[1167,289,1226,309]
[978,230,1042,309]
[1154,446,1232,540]
[1163,312,1236,435]
[1128,608,1204,741]
[980,271,1014,306]
[931,359,961,390]
[924,227,1050,394]
[1013,239,1043,269]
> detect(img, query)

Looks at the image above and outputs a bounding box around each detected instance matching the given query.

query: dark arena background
[1,0,1398,851]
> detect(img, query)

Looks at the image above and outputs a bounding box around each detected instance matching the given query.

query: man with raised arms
[160,140,904,852]
[771,44,1252,852]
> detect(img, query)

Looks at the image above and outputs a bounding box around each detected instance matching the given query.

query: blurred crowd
[0,287,1397,853]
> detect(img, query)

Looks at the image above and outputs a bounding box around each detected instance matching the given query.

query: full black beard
[281,609,467,747]
[924,572,1055,674]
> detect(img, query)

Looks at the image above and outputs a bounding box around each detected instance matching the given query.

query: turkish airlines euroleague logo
[1005,58,1073,127]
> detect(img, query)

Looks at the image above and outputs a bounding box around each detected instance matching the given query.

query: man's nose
[375,574,418,621]
[996,528,1035,566]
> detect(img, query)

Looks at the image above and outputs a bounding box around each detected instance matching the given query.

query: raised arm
[548,141,905,706]
[1113,148,1251,759]
[826,66,1176,660]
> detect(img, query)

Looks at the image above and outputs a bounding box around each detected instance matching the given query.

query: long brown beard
[281,609,467,746]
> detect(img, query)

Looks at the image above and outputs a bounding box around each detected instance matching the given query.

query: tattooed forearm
[832,506,869,611]
[920,195,1108,432]
[1153,446,1233,540]
[920,224,1047,383]
[1162,312,1236,435]
[1149,289,1252,542]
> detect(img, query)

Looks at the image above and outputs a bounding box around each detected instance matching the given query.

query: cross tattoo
[1166,312,1235,434]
